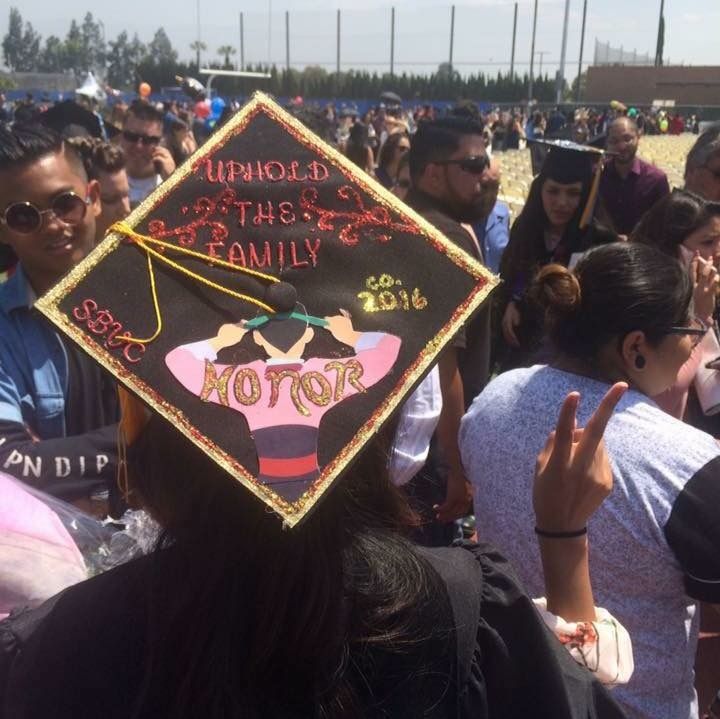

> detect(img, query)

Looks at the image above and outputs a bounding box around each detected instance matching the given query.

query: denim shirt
[0,267,68,438]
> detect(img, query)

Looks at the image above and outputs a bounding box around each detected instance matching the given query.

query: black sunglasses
[122,130,162,146]
[1,191,90,235]
[434,155,490,175]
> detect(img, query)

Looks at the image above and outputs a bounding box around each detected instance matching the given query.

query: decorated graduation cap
[529,138,607,229]
[36,92,497,526]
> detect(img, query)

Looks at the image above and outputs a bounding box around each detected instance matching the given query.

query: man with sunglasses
[403,117,495,544]
[685,126,720,203]
[0,124,119,510]
[119,100,176,209]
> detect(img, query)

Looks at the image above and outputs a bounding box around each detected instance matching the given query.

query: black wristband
[534,526,587,539]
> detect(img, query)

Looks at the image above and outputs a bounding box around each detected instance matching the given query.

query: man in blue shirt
[0,124,118,505]
[471,159,510,274]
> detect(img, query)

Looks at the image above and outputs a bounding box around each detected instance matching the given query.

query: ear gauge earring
[635,355,646,370]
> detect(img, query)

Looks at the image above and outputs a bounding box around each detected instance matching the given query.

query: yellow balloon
[139,82,151,98]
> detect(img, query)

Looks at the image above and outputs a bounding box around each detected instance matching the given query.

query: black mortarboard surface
[529,138,604,182]
[380,91,402,107]
[36,92,496,526]
[40,100,104,139]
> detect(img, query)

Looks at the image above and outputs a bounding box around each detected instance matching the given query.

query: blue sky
[2,0,716,79]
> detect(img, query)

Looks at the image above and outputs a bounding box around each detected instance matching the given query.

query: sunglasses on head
[122,130,162,146]
[434,155,490,175]
[0,191,90,235]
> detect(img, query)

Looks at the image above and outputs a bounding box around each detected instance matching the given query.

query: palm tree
[217,45,237,70]
[189,40,207,70]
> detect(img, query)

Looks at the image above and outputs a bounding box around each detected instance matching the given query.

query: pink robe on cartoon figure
[166,330,401,501]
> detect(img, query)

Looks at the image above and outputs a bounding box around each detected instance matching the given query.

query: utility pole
[576,0,588,101]
[285,10,290,71]
[336,9,341,75]
[556,0,571,104]
[239,12,245,71]
[449,5,456,73]
[528,0,539,103]
[510,2,518,78]
[390,7,396,77]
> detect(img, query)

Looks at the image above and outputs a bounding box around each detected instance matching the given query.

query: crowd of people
[0,84,719,719]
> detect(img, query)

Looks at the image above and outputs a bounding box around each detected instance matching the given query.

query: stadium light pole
[195,0,202,70]
[239,12,245,71]
[268,0,272,69]
[528,0,538,103]
[510,2,518,78]
[336,10,341,75]
[449,5,456,74]
[285,10,290,71]
[576,0,588,100]
[556,0,571,104]
[390,7,396,77]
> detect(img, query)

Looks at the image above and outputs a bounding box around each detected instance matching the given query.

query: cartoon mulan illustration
[165,284,401,502]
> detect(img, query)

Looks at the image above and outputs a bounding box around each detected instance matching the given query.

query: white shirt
[388,366,442,486]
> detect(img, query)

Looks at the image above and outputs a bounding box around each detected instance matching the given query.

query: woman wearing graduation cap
[498,140,618,369]
[0,95,630,719]
[0,375,631,719]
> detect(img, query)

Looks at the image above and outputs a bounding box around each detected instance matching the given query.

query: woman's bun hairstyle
[528,243,692,360]
[530,263,582,318]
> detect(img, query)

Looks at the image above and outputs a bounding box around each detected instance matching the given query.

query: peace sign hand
[533,383,628,534]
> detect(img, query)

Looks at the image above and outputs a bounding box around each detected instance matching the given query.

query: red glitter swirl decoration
[299,186,417,246]
[146,188,240,247]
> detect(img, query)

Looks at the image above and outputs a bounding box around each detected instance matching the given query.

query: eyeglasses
[667,316,708,348]
[434,155,490,175]
[122,130,162,146]
[0,191,90,234]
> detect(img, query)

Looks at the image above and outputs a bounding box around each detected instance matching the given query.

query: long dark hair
[127,416,450,718]
[631,188,720,257]
[377,131,409,174]
[500,174,589,283]
[530,242,692,360]
[499,173,615,301]
[345,122,370,170]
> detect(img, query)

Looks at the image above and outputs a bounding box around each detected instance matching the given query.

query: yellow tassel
[579,158,603,229]
[108,221,277,345]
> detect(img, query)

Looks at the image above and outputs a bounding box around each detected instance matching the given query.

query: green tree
[63,19,84,73]
[38,35,64,73]
[189,40,207,71]
[80,12,106,74]
[217,45,236,70]
[2,7,41,72]
[147,28,177,65]
[136,28,182,89]
[2,8,24,71]
[107,31,147,89]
